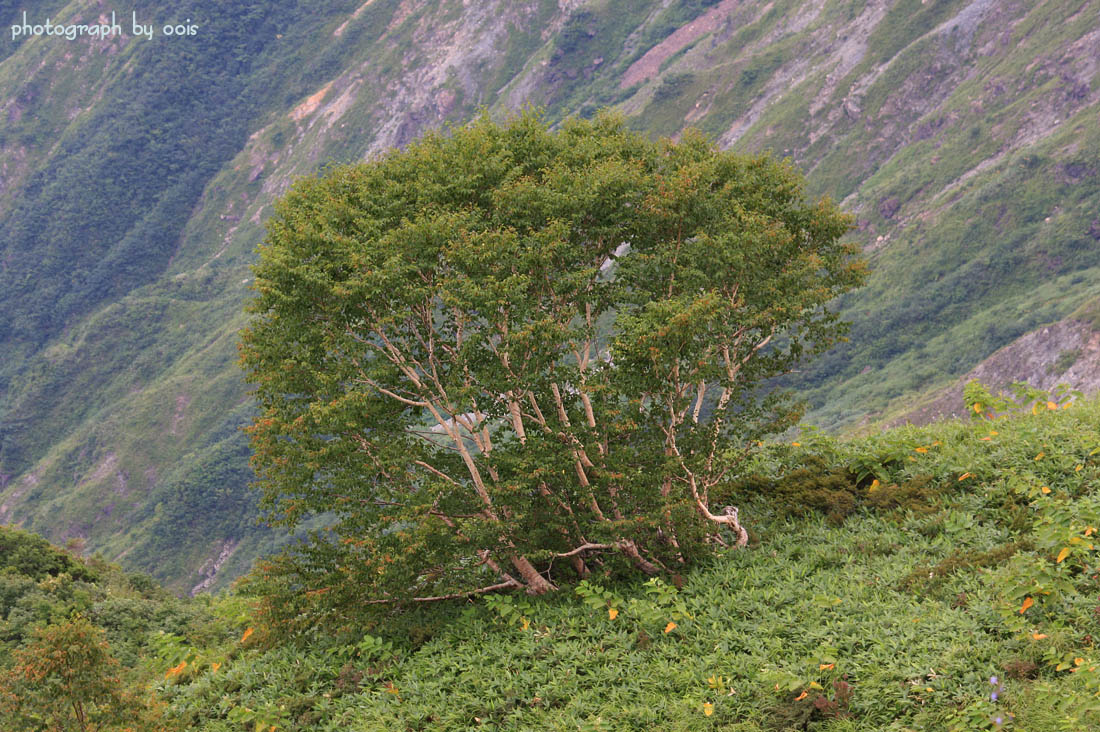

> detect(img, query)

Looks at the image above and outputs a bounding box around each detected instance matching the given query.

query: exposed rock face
[893,318,1100,427]
[190,540,239,596]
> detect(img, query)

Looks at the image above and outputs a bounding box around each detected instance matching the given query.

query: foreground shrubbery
[167,393,1100,730]
[6,391,1100,730]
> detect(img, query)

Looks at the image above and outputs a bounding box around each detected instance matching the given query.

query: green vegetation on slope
[6,392,1100,729]
[148,398,1100,728]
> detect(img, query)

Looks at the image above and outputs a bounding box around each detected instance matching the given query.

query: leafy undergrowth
[8,392,1100,730]
[151,394,1100,731]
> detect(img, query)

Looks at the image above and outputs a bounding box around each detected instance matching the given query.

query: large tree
[239,112,864,608]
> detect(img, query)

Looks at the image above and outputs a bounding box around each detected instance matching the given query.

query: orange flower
[240,627,254,644]
[819,663,835,670]
[1032,633,1048,640]
[164,660,186,679]
[794,690,808,701]
[1057,547,1071,563]
[703,702,714,716]
[608,608,618,620]
[1019,596,1034,614]
[914,447,928,454]
[664,622,677,634]
[210,662,221,673]
[958,472,973,481]
[1041,486,1051,494]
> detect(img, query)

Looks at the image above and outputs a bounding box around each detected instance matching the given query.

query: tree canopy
[239,111,865,614]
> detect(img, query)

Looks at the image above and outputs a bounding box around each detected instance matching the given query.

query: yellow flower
[608,608,618,620]
[521,617,530,631]
[869,479,880,493]
[703,702,714,716]
[1035,452,1045,461]
[664,622,677,634]
[973,403,983,413]
[1041,486,1051,494]
[1077,465,1084,472]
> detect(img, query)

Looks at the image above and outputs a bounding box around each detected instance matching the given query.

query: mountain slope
[1,0,1098,592]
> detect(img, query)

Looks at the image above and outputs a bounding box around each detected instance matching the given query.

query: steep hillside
[1,0,1098,591]
[881,297,1100,427]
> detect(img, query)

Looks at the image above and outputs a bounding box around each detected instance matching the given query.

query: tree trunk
[510,555,556,594]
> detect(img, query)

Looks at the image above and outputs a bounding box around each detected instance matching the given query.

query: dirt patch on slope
[291,81,335,121]
[620,0,742,89]
[334,0,378,37]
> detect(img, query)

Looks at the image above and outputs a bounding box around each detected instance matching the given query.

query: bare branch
[362,580,522,605]
[554,542,618,558]
[692,381,706,424]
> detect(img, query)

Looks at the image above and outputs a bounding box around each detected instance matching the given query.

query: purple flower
[995,717,1003,726]
[989,676,998,685]
[991,691,998,701]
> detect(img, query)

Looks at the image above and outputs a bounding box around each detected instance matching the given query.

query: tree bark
[510,555,556,594]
